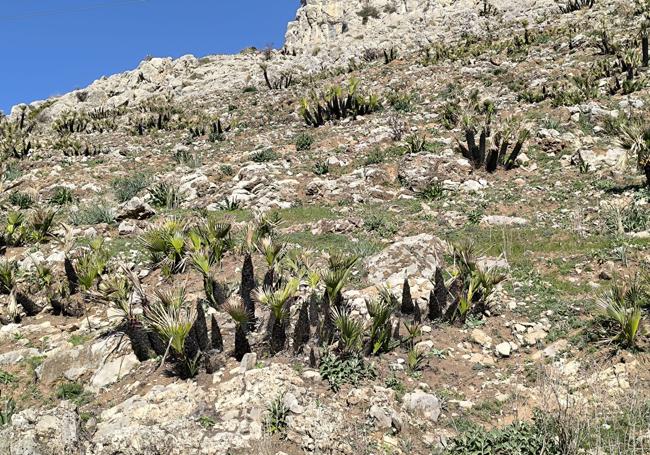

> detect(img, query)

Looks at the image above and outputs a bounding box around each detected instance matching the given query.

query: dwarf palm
[366,289,397,355]
[100,272,154,361]
[29,207,57,243]
[140,219,188,274]
[598,281,645,348]
[258,236,286,289]
[0,260,17,295]
[618,119,650,186]
[331,306,364,355]
[223,296,251,361]
[255,278,299,354]
[145,288,197,374]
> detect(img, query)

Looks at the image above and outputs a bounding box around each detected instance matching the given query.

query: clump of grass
[263,393,289,435]
[111,173,150,202]
[365,149,386,165]
[49,187,75,205]
[149,182,184,210]
[55,382,92,405]
[312,161,329,175]
[8,192,34,209]
[70,203,115,225]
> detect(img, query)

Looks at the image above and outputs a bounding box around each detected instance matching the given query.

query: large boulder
[365,234,446,287]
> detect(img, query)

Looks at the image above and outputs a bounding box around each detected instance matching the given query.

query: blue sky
[0,0,299,113]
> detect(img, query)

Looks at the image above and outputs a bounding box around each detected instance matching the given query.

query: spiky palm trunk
[443,278,463,322]
[64,257,78,295]
[308,292,319,330]
[319,292,335,344]
[428,268,447,320]
[184,327,200,363]
[16,292,40,316]
[413,300,422,323]
[148,331,167,356]
[263,268,275,290]
[126,320,153,361]
[293,300,310,353]
[234,324,251,361]
[241,253,256,331]
[270,317,286,355]
[211,314,223,351]
[193,301,209,352]
[643,35,649,68]
[401,277,414,314]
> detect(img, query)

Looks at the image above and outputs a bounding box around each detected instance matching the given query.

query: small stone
[402,391,441,422]
[470,329,492,348]
[239,352,257,373]
[495,342,511,357]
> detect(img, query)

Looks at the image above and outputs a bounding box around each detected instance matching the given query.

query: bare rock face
[0,402,81,455]
[365,234,445,287]
[284,0,557,63]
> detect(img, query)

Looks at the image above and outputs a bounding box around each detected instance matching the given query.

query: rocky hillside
[1,0,649,454]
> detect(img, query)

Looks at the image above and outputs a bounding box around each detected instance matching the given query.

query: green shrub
[357,5,380,24]
[251,149,278,163]
[448,419,556,454]
[220,164,234,176]
[295,133,314,151]
[319,352,375,392]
